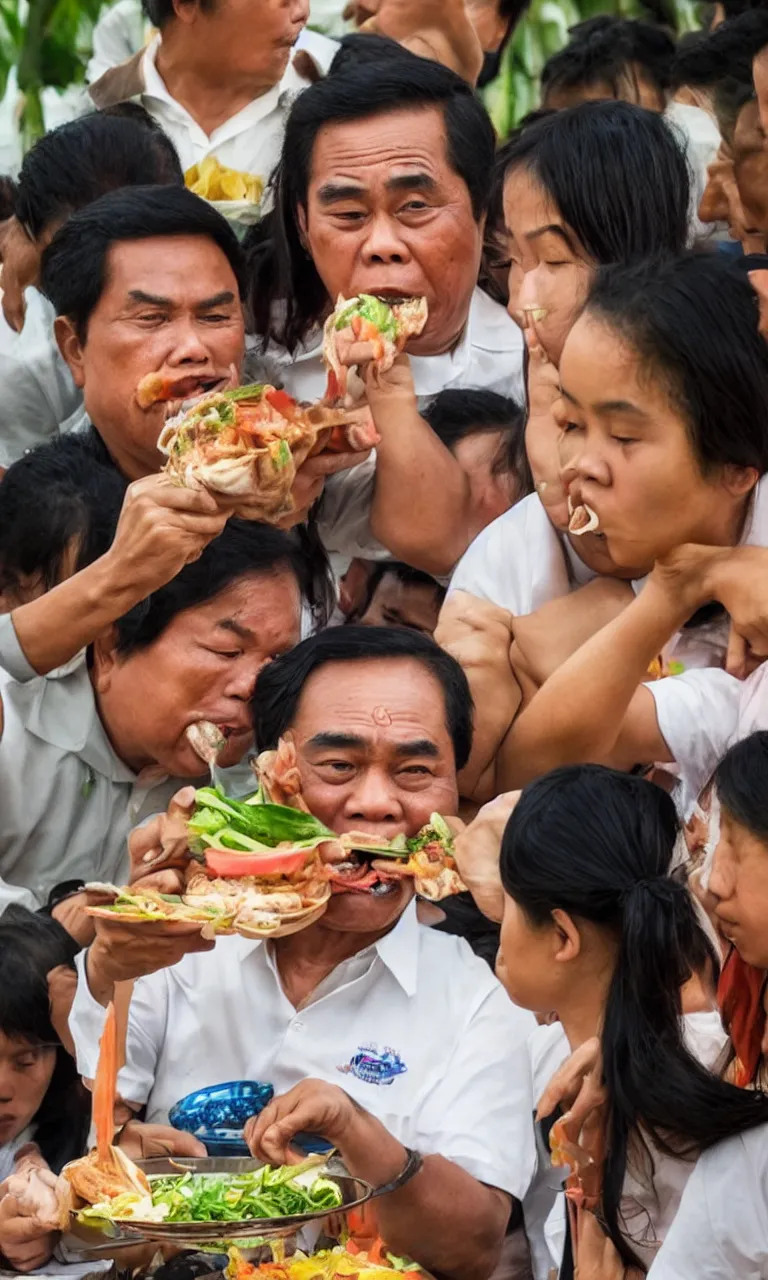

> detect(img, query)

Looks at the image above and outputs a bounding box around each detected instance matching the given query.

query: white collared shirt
[647,1123,768,1280]
[70,900,537,1199]
[138,34,336,177]
[0,286,83,467]
[271,288,525,559]
[0,661,191,912]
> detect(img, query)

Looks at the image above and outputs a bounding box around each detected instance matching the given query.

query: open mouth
[327,853,402,897]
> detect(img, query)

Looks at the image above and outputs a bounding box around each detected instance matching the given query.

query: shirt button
[293,1020,303,1030]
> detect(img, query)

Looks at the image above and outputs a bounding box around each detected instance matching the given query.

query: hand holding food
[104,473,231,601]
[158,384,374,523]
[323,294,428,406]
[0,1161,65,1273]
[244,1080,357,1166]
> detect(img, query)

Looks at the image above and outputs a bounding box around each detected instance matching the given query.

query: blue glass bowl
[169,1080,274,1156]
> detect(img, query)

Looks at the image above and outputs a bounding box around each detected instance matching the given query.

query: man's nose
[167,317,212,366]
[224,658,267,702]
[344,769,402,822]
[699,168,729,225]
[361,214,411,266]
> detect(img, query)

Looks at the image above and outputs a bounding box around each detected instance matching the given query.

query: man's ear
[54,315,86,388]
[90,628,120,695]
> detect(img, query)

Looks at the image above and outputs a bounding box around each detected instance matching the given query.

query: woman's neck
[156,37,273,136]
[557,963,614,1052]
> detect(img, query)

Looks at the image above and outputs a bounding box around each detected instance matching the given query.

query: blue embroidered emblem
[337,1044,408,1086]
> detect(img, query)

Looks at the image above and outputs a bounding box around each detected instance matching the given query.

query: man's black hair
[40,185,246,342]
[141,0,214,27]
[424,388,532,491]
[671,17,758,134]
[15,110,183,240]
[252,624,474,771]
[114,519,310,654]
[246,57,496,352]
[542,16,675,102]
[0,436,125,598]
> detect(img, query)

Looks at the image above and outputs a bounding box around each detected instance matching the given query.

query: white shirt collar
[141,35,305,146]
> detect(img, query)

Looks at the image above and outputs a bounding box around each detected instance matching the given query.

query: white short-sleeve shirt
[647,1124,768,1280]
[0,661,191,910]
[0,287,82,467]
[70,900,538,1199]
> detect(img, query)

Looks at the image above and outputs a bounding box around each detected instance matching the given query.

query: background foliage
[484,0,703,136]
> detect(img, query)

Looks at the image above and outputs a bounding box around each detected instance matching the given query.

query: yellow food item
[185,156,264,205]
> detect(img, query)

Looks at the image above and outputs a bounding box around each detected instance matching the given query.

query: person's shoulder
[415,923,530,1030]
[468,287,524,355]
[450,494,557,606]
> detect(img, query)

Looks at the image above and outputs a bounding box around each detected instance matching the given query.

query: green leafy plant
[1,0,105,151]
[484,0,703,136]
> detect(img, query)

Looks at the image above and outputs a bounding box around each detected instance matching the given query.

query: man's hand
[535,1036,605,1128]
[452,792,519,924]
[244,1080,358,1166]
[278,449,372,529]
[524,333,570,531]
[47,966,78,1057]
[0,1159,67,1273]
[102,474,232,601]
[117,1120,207,1161]
[86,915,215,1006]
[129,787,196,880]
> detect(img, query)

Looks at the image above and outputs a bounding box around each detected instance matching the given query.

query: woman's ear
[551,907,582,963]
[722,464,759,500]
[90,628,120,695]
[53,316,87,388]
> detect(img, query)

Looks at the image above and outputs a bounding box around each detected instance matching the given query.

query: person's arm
[245,1080,510,1280]
[8,474,231,677]
[368,357,474,575]
[495,572,704,790]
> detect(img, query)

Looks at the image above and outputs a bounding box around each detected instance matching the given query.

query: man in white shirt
[250,57,524,572]
[0,519,302,920]
[69,627,537,1280]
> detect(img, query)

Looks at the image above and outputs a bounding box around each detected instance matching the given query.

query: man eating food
[68,626,536,1280]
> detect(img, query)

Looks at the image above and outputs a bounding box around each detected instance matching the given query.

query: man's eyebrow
[128,289,172,307]
[526,224,576,252]
[217,618,255,640]
[385,172,437,195]
[307,731,367,750]
[197,291,235,309]
[393,739,440,758]
[318,182,366,204]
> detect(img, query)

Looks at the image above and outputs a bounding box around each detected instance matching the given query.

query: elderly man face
[300,105,485,358]
[282,654,460,934]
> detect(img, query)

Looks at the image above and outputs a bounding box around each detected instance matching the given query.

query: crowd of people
[3,0,768,1276]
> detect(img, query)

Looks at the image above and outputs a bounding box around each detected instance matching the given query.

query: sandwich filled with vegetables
[323,295,428,405]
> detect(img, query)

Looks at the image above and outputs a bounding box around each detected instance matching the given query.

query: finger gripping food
[323,295,429,405]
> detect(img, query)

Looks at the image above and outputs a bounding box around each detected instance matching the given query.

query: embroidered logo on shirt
[337,1044,407,1086]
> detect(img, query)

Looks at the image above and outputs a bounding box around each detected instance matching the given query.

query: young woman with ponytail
[498,764,768,1275]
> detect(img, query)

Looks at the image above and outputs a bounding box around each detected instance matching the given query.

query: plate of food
[228,1240,426,1280]
[64,1008,370,1247]
[86,737,465,941]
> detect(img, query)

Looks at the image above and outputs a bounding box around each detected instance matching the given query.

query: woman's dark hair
[714,731,768,839]
[0,437,125,598]
[114,519,318,654]
[0,175,17,222]
[585,253,768,476]
[498,100,689,265]
[15,110,183,241]
[41,186,246,341]
[246,59,496,351]
[252,624,474,771]
[0,908,88,1172]
[424,388,532,493]
[500,764,768,1269]
[542,16,674,103]
[142,0,214,27]
[671,17,758,137]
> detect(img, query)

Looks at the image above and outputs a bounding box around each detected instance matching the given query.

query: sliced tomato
[265,387,297,417]
[204,847,310,877]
